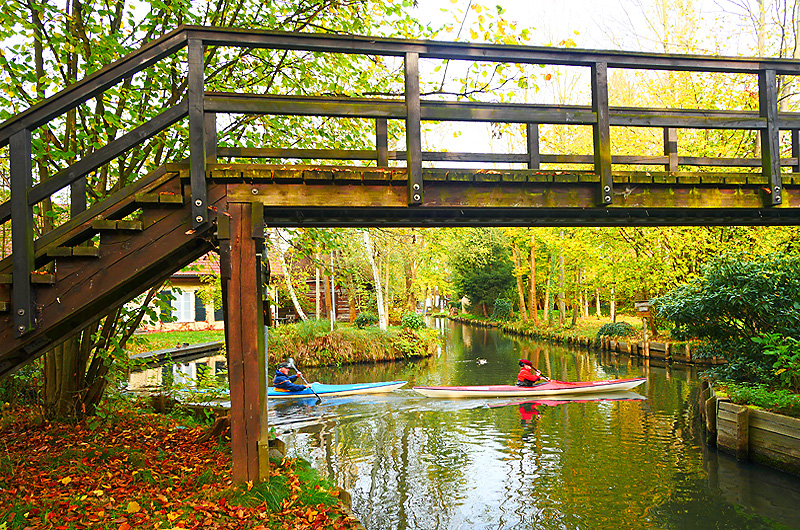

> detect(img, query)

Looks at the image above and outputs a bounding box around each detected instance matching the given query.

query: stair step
[0,272,57,285]
[46,246,101,258]
[134,192,184,205]
[92,219,144,231]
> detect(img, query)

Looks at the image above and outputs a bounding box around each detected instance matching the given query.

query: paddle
[287,357,322,404]
[533,367,550,382]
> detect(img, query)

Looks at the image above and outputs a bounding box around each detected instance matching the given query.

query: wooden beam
[664,127,678,173]
[222,202,266,483]
[376,118,388,167]
[759,69,782,206]
[405,52,422,205]
[592,62,612,205]
[188,38,208,227]
[9,129,35,336]
[527,123,540,170]
[205,112,217,162]
[793,130,800,174]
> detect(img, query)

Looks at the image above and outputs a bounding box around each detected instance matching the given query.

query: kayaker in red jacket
[516,359,544,387]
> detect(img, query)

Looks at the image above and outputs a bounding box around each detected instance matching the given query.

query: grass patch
[127,329,225,355]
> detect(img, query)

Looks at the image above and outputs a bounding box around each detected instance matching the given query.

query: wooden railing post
[664,127,678,173]
[759,69,782,206]
[526,123,540,170]
[792,130,800,174]
[405,52,422,205]
[188,38,209,227]
[9,129,35,336]
[376,118,389,167]
[591,62,612,205]
[205,112,217,162]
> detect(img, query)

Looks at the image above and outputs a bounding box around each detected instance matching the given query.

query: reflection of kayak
[268,380,407,399]
[412,377,646,398]
[490,391,647,408]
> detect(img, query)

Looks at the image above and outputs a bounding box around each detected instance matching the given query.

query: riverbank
[130,321,440,368]
[450,314,723,365]
[0,404,362,529]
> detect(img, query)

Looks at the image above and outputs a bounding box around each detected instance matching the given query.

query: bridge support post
[759,69,782,206]
[405,52,422,205]
[220,202,267,483]
[591,61,612,206]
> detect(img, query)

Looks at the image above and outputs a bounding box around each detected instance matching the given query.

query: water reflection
[128,318,800,530]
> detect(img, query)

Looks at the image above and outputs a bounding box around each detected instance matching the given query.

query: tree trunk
[558,232,566,326]
[512,245,528,322]
[529,235,539,326]
[363,230,387,330]
[273,230,308,321]
[595,288,602,318]
[315,250,321,320]
[610,285,617,322]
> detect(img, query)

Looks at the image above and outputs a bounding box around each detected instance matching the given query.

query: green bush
[400,312,426,330]
[654,254,800,383]
[596,322,637,339]
[752,332,800,392]
[492,298,513,321]
[723,383,800,418]
[354,311,379,329]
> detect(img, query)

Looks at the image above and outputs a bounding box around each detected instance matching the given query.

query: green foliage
[722,383,800,419]
[355,311,379,329]
[654,254,800,383]
[752,333,800,392]
[491,298,513,321]
[0,362,41,406]
[596,322,638,339]
[449,228,514,312]
[400,312,426,330]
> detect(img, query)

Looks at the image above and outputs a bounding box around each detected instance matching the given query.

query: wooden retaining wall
[450,315,722,366]
[700,381,800,476]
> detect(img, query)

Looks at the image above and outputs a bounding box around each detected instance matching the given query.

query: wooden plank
[527,123,540,170]
[9,128,35,336]
[750,409,800,439]
[759,69,782,206]
[592,62,612,206]
[749,428,800,460]
[405,52,422,205]
[188,38,208,227]
[376,118,388,167]
[664,128,678,173]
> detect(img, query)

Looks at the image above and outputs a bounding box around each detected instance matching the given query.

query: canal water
[132,318,800,529]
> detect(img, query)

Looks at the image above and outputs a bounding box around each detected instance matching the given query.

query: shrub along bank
[267,319,440,367]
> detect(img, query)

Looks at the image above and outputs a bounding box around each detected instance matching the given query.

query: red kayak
[412,377,646,398]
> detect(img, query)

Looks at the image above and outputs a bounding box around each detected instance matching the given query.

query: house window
[172,291,195,322]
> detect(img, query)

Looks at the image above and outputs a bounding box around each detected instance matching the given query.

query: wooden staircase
[0,165,221,379]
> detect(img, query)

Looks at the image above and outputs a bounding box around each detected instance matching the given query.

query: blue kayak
[268,380,407,399]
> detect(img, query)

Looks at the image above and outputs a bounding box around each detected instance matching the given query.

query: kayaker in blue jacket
[273,362,311,392]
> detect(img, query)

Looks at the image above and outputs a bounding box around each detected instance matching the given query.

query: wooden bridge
[1,25,799,482]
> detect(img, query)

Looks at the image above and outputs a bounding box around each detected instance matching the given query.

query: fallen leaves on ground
[0,406,358,529]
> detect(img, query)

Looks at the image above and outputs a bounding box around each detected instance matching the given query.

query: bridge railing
[2,25,800,336]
